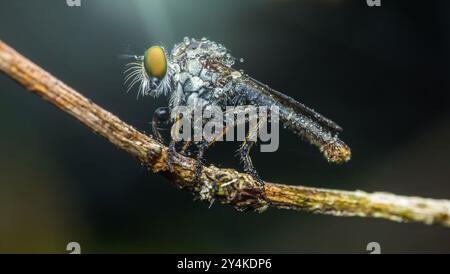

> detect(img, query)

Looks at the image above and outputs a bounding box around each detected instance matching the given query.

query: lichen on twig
[1,40,450,227]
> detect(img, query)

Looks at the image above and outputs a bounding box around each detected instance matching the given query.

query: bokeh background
[1,0,449,253]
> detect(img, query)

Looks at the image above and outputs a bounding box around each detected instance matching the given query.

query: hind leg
[239,138,263,185]
[237,113,267,185]
[192,120,232,184]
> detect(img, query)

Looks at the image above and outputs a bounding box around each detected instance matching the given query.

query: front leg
[167,114,183,172]
[152,107,171,143]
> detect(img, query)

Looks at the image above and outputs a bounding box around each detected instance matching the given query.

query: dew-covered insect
[125,37,351,185]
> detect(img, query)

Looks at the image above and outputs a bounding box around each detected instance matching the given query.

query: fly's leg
[150,107,181,172]
[151,115,163,143]
[239,139,262,184]
[192,138,219,208]
[207,122,231,149]
[193,122,230,185]
[238,112,267,186]
[167,114,183,172]
[167,140,177,172]
[180,140,192,156]
[152,107,171,143]
[194,141,208,185]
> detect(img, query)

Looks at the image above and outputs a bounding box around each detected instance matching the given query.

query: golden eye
[144,46,167,79]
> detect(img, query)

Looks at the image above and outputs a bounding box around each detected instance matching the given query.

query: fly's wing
[209,60,350,163]
[209,60,343,134]
[241,75,343,133]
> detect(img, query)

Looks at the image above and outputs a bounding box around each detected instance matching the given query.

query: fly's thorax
[170,68,231,110]
[186,92,209,109]
[170,38,237,87]
[171,37,236,67]
[169,38,242,110]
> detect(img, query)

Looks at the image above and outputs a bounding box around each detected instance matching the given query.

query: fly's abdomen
[234,75,351,164]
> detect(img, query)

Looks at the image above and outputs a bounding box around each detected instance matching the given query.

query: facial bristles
[124,57,173,99]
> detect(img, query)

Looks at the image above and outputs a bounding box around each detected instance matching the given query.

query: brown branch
[1,40,450,227]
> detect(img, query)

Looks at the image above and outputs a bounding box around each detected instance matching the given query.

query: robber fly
[124,37,351,184]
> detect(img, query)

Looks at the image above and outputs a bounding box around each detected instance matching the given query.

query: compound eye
[144,46,167,79]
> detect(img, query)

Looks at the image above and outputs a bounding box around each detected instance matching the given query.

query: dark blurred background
[0,0,449,253]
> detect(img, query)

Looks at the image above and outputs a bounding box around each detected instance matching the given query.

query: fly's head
[124,45,175,98]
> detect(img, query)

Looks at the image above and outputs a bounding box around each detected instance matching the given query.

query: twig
[1,40,450,227]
